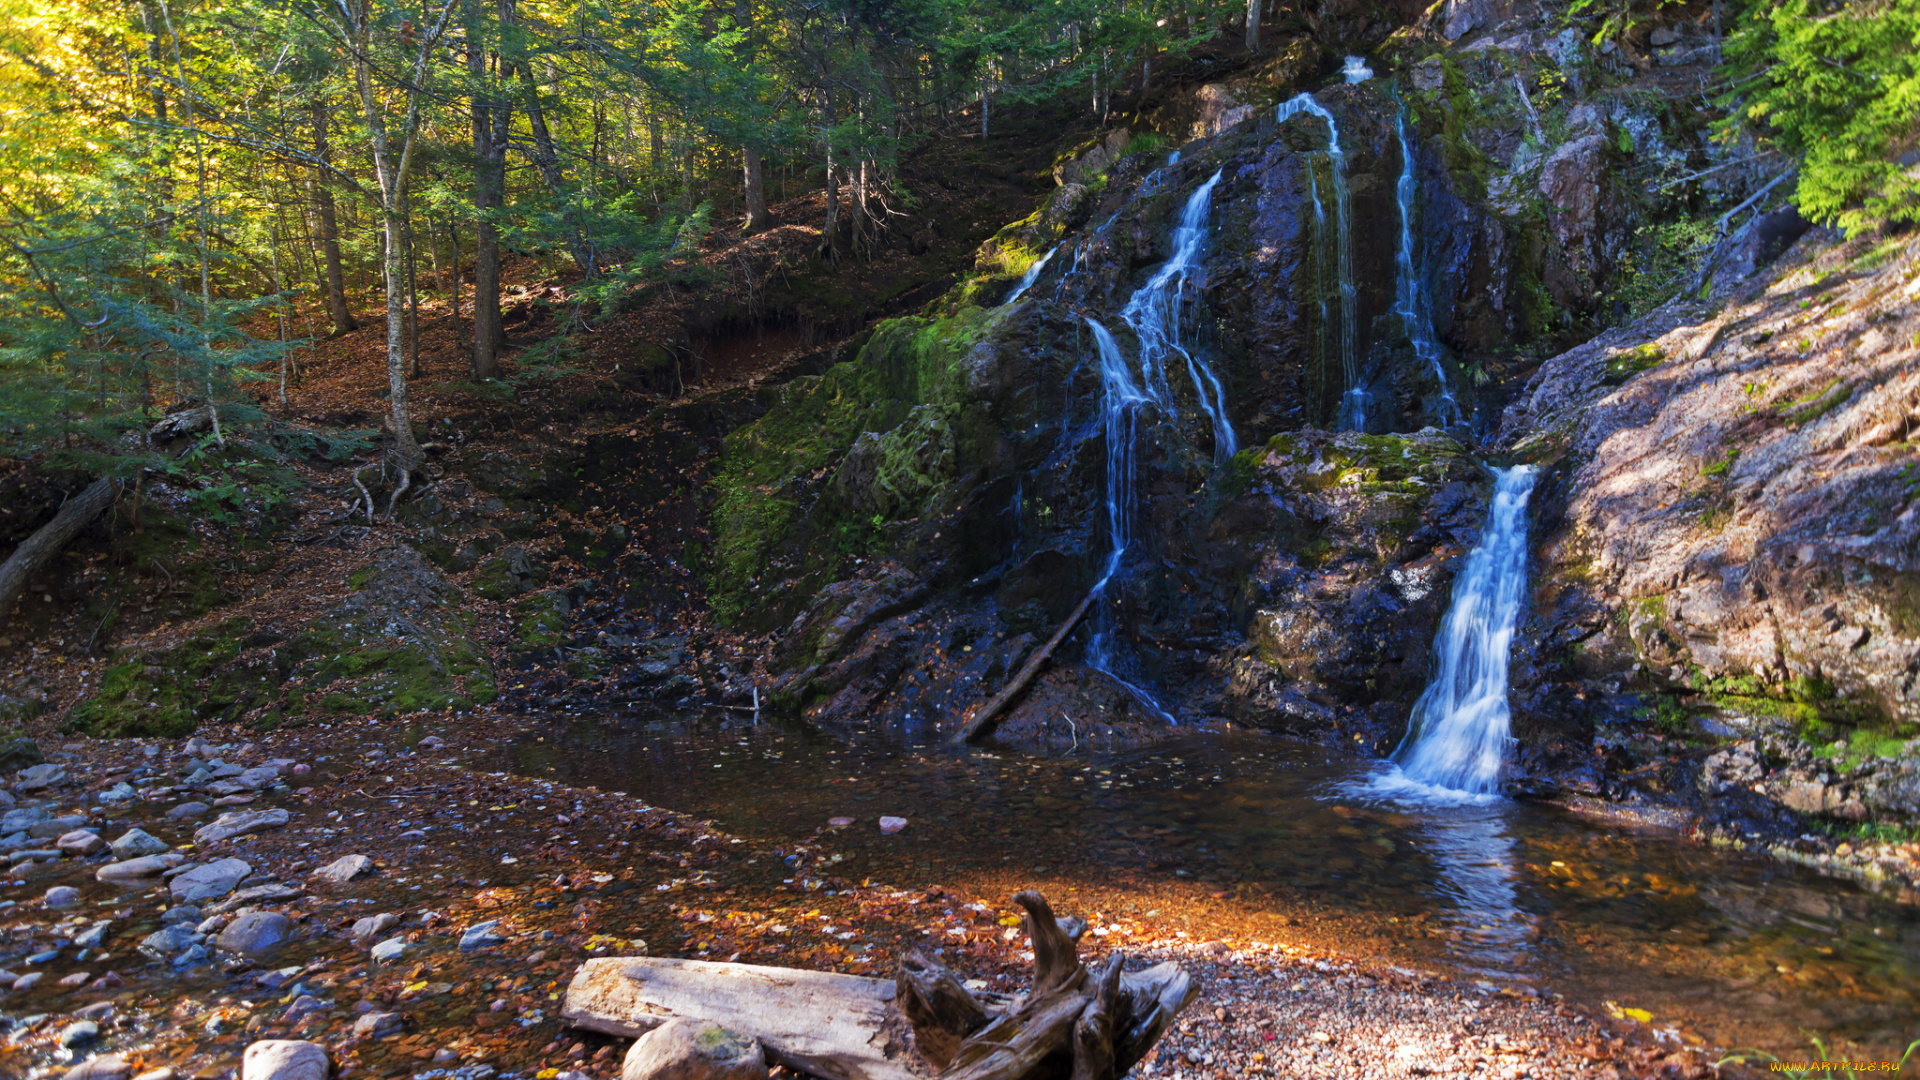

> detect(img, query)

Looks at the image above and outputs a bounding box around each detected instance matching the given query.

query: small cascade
[1393,108,1461,426]
[1276,94,1364,430]
[1117,170,1237,460]
[1342,55,1374,83]
[1379,466,1538,800]
[1003,244,1059,305]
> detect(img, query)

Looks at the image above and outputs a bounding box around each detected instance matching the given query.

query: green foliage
[1608,215,1721,316]
[1720,0,1920,236]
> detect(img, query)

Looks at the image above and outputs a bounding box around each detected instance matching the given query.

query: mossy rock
[472,546,546,601]
[565,647,611,680]
[0,733,44,773]
[511,590,573,651]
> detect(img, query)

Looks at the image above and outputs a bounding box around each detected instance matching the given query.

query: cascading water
[1117,170,1237,460]
[1276,94,1364,431]
[1376,465,1538,801]
[1003,244,1059,305]
[1392,107,1461,427]
[1342,55,1375,83]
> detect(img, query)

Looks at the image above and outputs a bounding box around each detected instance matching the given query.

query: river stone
[2,805,50,833]
[241,1039,330,1080]
[96,782,137,804]
[370,937,407,963]
[29,815,89,838]
[311,854,372,884]
[13,971,43,990]
[16,762,68,791]
[57,829,106,856]
[165,801,211,819]
[170,857,252,901]
[162,905,202,925]
[60,1020,101,1048]
[139,924,199,958]
[217,912,294,956]
[62,1056,132,1080]
[235,767,280,791]
[207,883,302,914]
[111,828,170,860]
[74,921,111,948]
[45,885,82,908]
[878,816,907,834]
[459,920,505,950]
[9,848,60,865]
[351,912,401,945]
[0,787,12,808]
[352,1010,403,1039]
[621,1018,768,1080]
[194,808,290,845]
[98,853,186,881]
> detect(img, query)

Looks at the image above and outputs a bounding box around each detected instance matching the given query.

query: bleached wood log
[560,956,933,1080]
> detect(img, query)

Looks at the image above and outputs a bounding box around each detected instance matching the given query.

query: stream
[492,713,1920,1061]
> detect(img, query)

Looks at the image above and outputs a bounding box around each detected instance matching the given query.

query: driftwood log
[561,891,1193,1080]
[897,890,1196,1080]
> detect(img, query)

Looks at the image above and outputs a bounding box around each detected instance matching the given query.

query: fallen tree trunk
[956,590,1095,744]
[563,891,1193,1080]
[562,956,927,1080]
[0,477,118,625]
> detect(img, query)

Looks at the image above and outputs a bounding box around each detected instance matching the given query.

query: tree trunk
[819,88,839,262]
[517,60,596,278]
[742,147,770,233]
[309,101,358,337]
[1245,0,1261,54]
[470,0,511,380]
[0,479,117,626]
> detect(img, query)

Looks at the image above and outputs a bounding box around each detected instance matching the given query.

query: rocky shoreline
[0,720,1750,1080]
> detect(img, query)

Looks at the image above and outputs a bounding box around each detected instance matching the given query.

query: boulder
[216,912,294,956]
[0,734,44,773]
[2,806,50,833]
[45,885,82,908]
[110,828,171,860]
[240,1040,330,1080]
[194,808,290,845]
[622,1019,769,1080]
[170,857,252,901]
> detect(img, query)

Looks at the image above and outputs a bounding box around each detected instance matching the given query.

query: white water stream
[1276,94,1365,430]
[1003,244,1060,305]
[1393,108,1461,426]
[1375,465,1538,801]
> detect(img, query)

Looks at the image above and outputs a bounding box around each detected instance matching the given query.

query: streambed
[495,712,1920,1062]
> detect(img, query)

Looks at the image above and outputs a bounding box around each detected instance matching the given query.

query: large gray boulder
[241,1040,330,1080]
[216,911,294,956]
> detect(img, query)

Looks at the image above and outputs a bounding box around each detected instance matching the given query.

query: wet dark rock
[0,734,44,773]
[59,1020,99,1048]
[15,762,67,791]
[216,912,294,956]
[459,920,506,950]
[29,815,88,838]
[45,885,81,908]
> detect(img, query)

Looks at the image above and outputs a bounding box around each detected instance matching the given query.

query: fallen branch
[956,590,1095,744]
[0,477,119,625]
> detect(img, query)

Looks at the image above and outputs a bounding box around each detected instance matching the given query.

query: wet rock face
[1501,234,1920,774]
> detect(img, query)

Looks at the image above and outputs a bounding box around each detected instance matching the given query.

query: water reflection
[491,711,1920,1058]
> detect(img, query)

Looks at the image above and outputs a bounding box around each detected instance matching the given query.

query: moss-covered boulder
[68,619,255,737]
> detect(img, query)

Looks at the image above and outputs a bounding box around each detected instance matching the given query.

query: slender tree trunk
[819,87,839,261]
[470,0,510,380]
[309,101,358,336]
[407,216,422,379]
[742,148,770,233]
[517,58,596,278]
[1245,0,1261,54]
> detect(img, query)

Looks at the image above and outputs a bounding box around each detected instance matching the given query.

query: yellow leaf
[998,916,1021,927]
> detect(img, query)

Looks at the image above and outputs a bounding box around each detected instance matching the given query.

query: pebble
[212,795,255,806]
[879,816,908,834]
[280,995,331,1023]
[56,830,106,856]
[459,920,506,950]
[74,921,110,948]
[215,911,294,956]
[163,802,211,819]
[109,828,170,860]
[240,1039,330,1080]
[311,854,372,884]
[160,905,202,925]
[59,971,91,987]
[59,1020,100,1048]
[134,1068,178,1080]
[828,817,855,826]
[12,971,43,990]
[45,885,82,909]
[96,782,137,803]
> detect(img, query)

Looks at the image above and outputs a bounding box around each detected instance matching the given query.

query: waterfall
[1117,170,1237,460]
[1380,465,1538,800]
[1003,244,1059,305]
[1342,56,1374,83]
[1276,94,1364,431]
[1393,108,1461,426]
